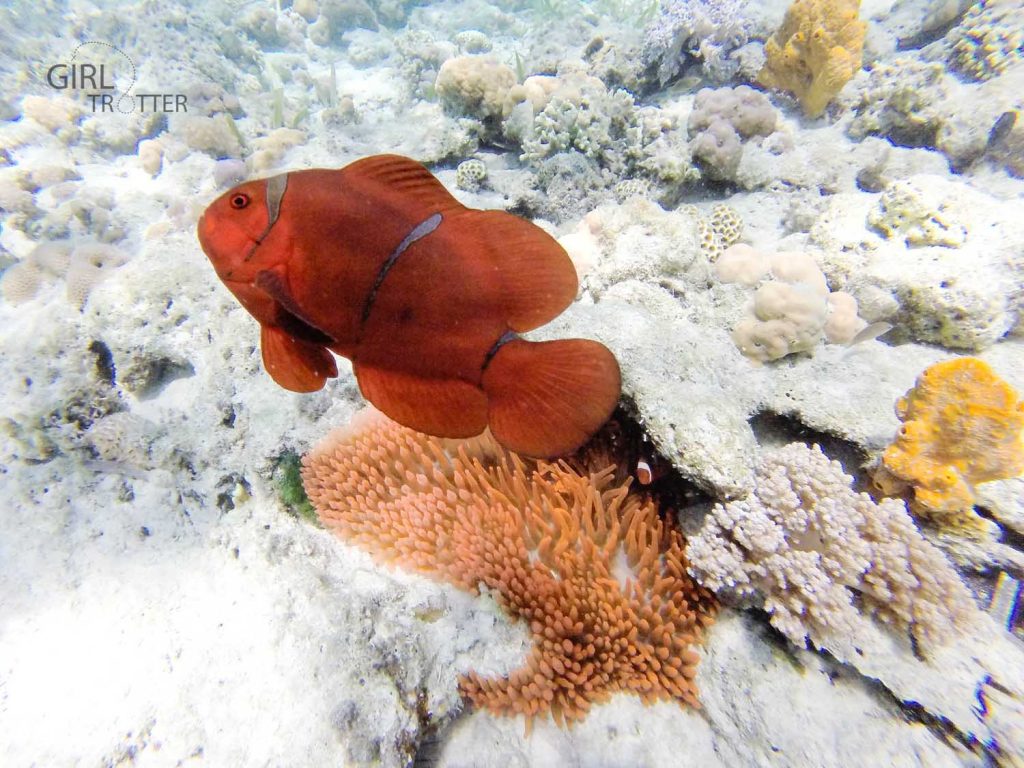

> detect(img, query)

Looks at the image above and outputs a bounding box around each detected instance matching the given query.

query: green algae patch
[273,449,318,525]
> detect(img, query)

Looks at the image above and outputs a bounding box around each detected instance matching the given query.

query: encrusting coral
[687,442,981,653]
[301,407,717,727]
[758,0,867,118]
[867,178,967,248]
[949,0,1024,82]
[873,358,1024,537]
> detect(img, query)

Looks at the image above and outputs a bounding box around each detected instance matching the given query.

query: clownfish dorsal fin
[344,154,463,217]
[352,361,488,439]
[448,209,579,332]
[260,325,338,393]
[481,337,621,458]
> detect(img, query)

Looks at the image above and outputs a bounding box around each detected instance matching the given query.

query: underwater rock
[812,175,1024,350]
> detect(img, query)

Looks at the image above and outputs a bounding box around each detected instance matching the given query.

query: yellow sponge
[875,358,1024,536]
[758,0,867,118]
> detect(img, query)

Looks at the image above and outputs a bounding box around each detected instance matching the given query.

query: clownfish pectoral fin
[481,338,621,458]
[352,362,488,439]
[261,324,338,393]
[452,209,579,332]
[346,155,463,217]
[254,269,335,345]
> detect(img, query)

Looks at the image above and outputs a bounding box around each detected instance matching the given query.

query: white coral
[687,442,981,653]
[715,245,865,360]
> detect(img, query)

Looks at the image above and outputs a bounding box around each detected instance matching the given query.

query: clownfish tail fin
[481,337,621,458]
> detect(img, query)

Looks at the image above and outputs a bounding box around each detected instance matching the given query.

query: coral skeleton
[302,407,716,726]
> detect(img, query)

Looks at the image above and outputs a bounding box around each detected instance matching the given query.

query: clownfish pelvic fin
[260,325,338,393]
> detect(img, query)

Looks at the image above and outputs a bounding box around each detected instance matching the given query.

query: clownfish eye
[230,193,250,209]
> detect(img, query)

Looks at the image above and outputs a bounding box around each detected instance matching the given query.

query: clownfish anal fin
[353,361,488,439]
[481,337,621,458]
[261,324,338,393]
[346,154,462,217]
[455,209,579,332]
[255,269,335,345]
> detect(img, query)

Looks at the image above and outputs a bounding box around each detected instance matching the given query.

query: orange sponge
[875,358,1024,536]
[758,0,867,118]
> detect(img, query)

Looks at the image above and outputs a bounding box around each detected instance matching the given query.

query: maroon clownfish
[197,154,620,458]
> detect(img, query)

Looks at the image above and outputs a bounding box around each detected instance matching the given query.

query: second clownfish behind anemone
[197,154,621,458]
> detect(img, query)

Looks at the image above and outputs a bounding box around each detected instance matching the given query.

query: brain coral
[302,408,716,726]
[454,158,487,191]
[758,0,867,118]
[874,357,1024,537]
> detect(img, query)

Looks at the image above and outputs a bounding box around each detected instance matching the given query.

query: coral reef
[948,0,1024,82]
[867,178,967,247]
[302,408,716,726]
[687,442,982,652]
[454,158,487,191]
[714,244,865,361]
[810,176,1024,350]
[641,0,751,86]
[687,86,777,181]
[0,240,127,309]
[847,58,948,147]
[873,357,1024,537]
[0,0,1022,760]
[758,0,867,118]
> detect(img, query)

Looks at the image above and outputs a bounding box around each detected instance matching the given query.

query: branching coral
[687,442,981,653]
[758,0,867,118]
[302,408,716,726]
[873,358,1024,537]
[518,72,643,175]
